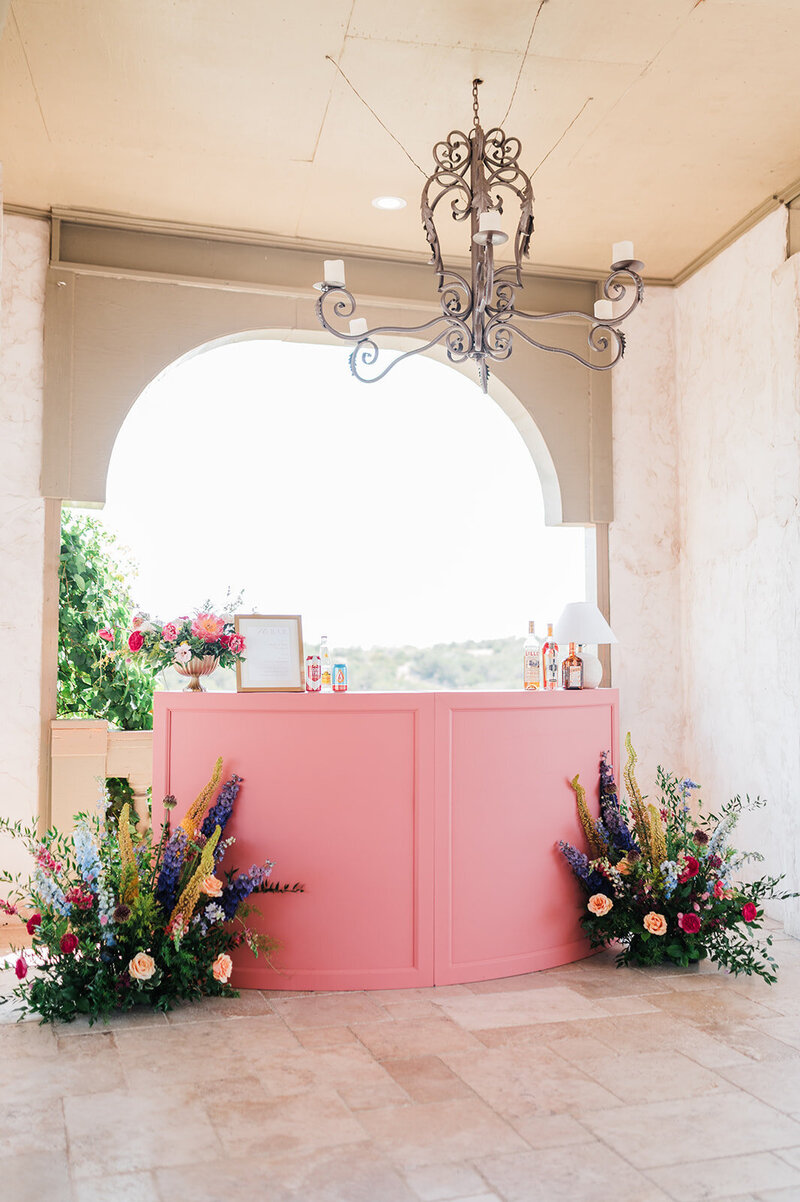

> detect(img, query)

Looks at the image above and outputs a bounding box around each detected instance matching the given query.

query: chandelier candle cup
[305,655,322,693]
[323,259,346,287]
[594,299,614,321]
[349,318,368,337]
[333,662,348,692]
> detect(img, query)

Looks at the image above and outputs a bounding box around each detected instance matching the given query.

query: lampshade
[554,602,617,645]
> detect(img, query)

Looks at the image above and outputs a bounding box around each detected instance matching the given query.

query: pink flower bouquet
[118,611,247,674]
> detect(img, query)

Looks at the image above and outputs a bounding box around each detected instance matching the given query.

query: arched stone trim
[41,222,613,526]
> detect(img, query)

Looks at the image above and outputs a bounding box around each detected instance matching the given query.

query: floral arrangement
[99,611,246,674]
[0,759,302,1023]
[558,735,792,982]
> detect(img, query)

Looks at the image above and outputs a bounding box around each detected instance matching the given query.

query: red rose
[128,630,144,652]
[678,912,702,934]
[218,634,231,648]
[60,932,79,955]
[14,956,28,980]
[26,912,41,935]
[679,855,700,883]
[98,628,114,642]
[742,902,758,923]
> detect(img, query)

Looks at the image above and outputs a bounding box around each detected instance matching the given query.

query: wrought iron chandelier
[314,79,644,393]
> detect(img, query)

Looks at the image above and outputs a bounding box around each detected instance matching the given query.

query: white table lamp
[553,602,617,688]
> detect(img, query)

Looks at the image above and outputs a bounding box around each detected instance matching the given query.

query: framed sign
[234,614,305,692]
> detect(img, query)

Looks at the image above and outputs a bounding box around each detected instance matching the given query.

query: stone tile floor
[2,920,800,1202]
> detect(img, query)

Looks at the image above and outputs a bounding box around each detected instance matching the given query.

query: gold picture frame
[234,614,305,692]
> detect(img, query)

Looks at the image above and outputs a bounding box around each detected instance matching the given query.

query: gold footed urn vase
[174,655,219,692]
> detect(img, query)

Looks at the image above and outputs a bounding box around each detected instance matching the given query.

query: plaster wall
[674,208,800,927]
[0,209,49,878]
[609,287,683,788]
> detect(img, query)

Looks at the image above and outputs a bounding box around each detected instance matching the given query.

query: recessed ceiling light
[372,196,407,211]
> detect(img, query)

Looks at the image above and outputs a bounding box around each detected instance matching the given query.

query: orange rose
[615,859,631,876]
[643,911,667,936]
[201,875,223,898]
[212,953,233,983]
[587,893,613,917]
[129,951,156,981]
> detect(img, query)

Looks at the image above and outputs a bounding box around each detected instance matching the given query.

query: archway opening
[90,338,587,689]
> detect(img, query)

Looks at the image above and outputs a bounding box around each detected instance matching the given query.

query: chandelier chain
[472,78,482,128]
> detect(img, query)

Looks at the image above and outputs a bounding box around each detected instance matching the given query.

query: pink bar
[153,689,618,990]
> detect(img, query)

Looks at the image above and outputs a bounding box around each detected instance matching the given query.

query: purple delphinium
[200,774,242,842]
[155,828,188,912]
[220,860,275,920]
[599,751,638,853]
[558,840,590,884]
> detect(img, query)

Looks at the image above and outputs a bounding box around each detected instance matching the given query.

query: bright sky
[90,339,586,648]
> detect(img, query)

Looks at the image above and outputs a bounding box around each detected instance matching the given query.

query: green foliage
[561,749,795,984]
[0,764,301,1024]
[58,511,155,731]
[312,636,527,692]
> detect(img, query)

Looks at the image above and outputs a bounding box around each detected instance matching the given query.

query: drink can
[306,655,322,692]
[332,662,348,692]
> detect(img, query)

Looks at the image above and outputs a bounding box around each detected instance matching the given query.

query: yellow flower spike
[118,803,140,904]
[623,733,652,854]
[569,774,607,858]
[169,825,221,931]
[647,803,668,866]
[179,757,223,839]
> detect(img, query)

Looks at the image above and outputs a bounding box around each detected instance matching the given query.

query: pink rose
[742,902,758,923]
[678,912,702,935]
[162,623,178,642]
[98,628,114,642]
[26,912,41,935]
[14,956,27,980]
[228,633,245,655]
[60,932,79,955]
[128,630,144,652]
[131,614,145,629]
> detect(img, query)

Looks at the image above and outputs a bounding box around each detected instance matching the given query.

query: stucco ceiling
[1,0,799,279]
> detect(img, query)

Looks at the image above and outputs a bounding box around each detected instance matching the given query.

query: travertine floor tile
[164,990,274,1022]
[352,1017,482,1060]
[475,1143,673,1201]
[253,1043,410,1110]
[209,1086,366,1158]
[383,1055,472,1103]
[403,1161,489,1200]
[156,1143,418,1202]
[440,1044,621,1120]
[294,1024,361,1049]
[0,1028,124,1102]
[650,988,781,1029]
[507,1111,595,1149]
[579,1049,731,1105]
[0,1097,66,1155]
[435,986,606,1030]
[271,990,389,1029]
[65,1083,224,1178]
[718,1059,800,1113]
[0,1150,72,1202]
[645,1150,800,1201]
[581,1092,800,1169]
[73,1170,160,1202]
[357,1098,528,1168]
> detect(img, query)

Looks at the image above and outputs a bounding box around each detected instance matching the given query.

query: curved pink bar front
[153,689,618,991]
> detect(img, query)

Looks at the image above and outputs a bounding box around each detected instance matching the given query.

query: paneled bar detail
[153,689,618,990]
